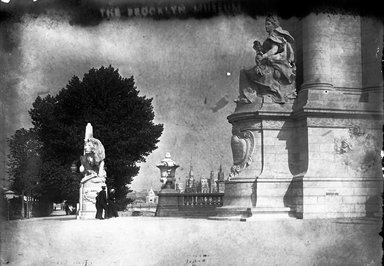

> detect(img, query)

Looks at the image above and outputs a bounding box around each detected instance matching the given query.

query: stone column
[302,13,333,86]
[296,14,383,218]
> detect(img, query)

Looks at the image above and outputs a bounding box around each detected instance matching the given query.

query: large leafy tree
[7,128,42,195]
[29,66,163,206]
[7,128,42,217]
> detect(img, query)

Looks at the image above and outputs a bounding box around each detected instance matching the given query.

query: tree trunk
[21,190,25,219]
[26,193,30,219]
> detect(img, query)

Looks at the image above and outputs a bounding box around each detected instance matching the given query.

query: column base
[209,206,292,221]
[77,210,97,220]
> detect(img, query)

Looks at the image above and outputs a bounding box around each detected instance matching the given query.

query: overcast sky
[1,10,277,191]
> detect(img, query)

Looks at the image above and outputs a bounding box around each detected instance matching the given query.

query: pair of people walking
[95,186,119,219]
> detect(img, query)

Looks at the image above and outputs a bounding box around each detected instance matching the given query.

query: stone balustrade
[181,193,224,207]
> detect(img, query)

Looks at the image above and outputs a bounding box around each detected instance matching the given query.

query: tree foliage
[27,65,163,205]
[7,128,42,196]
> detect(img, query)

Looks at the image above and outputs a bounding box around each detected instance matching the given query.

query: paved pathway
[1,216,382,266]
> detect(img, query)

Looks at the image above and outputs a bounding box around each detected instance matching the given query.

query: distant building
[217,165,225,193]
[200,176,209,193]
[146,187,158,204]
[209,170,218,193]
[183,164,225,193]
[185,164,197,193]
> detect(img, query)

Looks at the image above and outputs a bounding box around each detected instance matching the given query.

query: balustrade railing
[181,193,224,207]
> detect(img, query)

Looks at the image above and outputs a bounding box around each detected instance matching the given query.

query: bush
[0,191,9,221]
[32,201,53,217]
[116,197,134,211]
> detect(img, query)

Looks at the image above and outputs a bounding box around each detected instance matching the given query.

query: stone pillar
[302,13,333,86]
[296,14,383,218]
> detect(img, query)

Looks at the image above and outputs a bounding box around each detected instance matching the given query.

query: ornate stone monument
[77,123,107,219]
[157,152,179,190]
[155,153,180,216]
[216,14,383,219]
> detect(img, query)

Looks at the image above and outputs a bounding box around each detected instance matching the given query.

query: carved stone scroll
[229,129,255,179]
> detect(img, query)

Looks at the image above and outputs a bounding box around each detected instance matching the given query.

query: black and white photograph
[0,0,383,265]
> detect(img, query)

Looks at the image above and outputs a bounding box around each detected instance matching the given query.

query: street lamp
[70,162,78,173]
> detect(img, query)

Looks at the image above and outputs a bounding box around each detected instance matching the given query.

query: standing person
[95,192,103,219]
[98,186,108,219]
[108,188,119,218]
[64,201,70,215]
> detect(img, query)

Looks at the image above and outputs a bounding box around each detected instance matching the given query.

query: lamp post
[70,162,78,173]
[156,153,179,190]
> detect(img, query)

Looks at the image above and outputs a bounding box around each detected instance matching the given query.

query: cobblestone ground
[0,214,382,266]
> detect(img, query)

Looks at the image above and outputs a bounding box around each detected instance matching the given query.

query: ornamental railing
[180,192,224,207]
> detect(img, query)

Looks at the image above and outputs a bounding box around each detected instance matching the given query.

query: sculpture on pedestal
[78,123,107,219]
[156,153,179,190]
[236,15,296,104]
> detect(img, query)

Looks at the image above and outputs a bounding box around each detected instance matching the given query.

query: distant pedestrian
[95,192,103,219]
[64,201,70,215]
[107,188,119,218]
[98,186,108,219]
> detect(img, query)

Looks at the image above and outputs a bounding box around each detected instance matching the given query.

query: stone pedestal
[155,189,181,217]
[78,177,106,220]
[214,14,383,220]
[295,85,383,218]
[214,101,300,220]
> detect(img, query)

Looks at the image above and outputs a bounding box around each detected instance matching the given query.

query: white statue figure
[79,123,106,184]
[80,137,106,183]
[78,123,107,219]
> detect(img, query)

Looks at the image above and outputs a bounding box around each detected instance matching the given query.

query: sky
[1,6,282,191]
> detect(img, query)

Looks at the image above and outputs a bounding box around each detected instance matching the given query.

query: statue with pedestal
[155,153,181,217]
[214,13,383,220]
[215,15,298,220]
[77,123,107,219]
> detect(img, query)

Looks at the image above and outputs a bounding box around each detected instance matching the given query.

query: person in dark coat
[107,188,119,218]
[95,192,103,219]
[98,186,108,219]
[64,201,70,215]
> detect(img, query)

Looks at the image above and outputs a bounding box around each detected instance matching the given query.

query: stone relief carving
[236,15,296,105]
[262,120,286,129]
[334,125,380,172]
[229,128,255,179]
[307,118,379,129]
[83,190,97,204]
